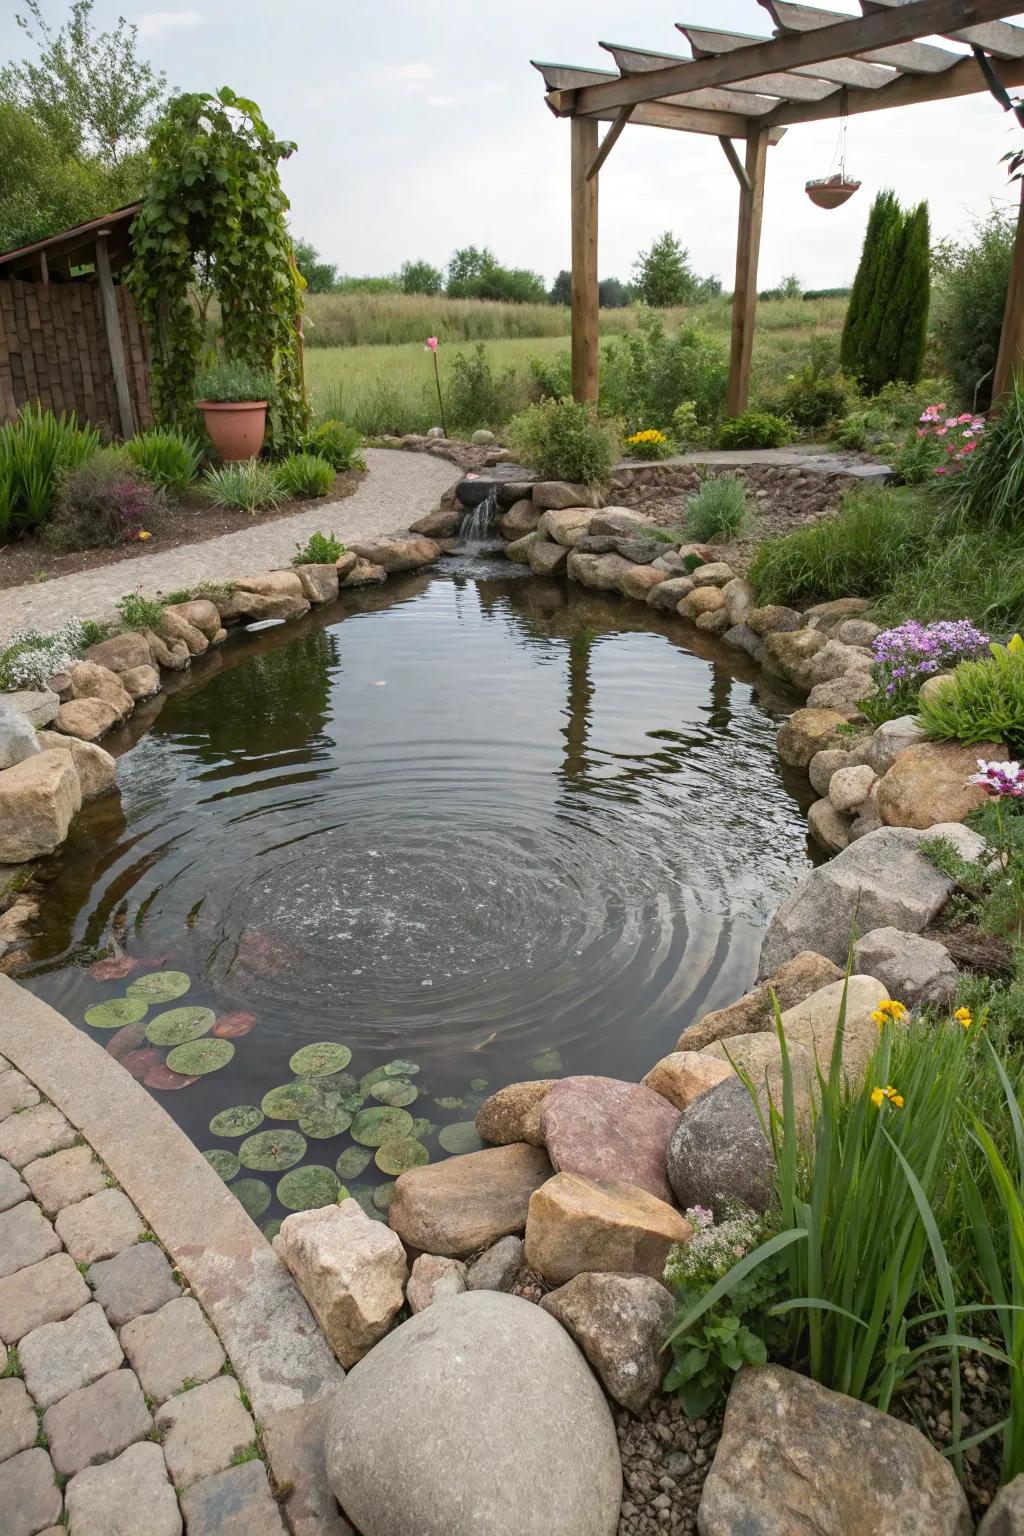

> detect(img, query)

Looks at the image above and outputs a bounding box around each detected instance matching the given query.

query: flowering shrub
[43,451,159,553]
[624,428,672,461]
[0,619,86,690]
[970,758,1024,799]
[860,618,990,722]
[891,404,986,484]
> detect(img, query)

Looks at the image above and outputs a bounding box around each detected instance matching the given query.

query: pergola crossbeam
[679,24,898,88]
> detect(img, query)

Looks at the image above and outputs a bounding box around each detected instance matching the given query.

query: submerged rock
[324,1291,621,1536]
[540,1272,674,1413]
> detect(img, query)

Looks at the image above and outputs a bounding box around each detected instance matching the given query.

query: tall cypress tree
[840,190,899,375]
[840,190,929,392]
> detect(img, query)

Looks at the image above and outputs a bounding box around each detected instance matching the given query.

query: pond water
[19,565,816,1232]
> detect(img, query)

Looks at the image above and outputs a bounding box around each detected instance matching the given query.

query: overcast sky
[4,0,1024,288]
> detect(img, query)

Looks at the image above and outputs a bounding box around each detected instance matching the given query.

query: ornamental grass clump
[687,475,751,542]
[272,452,335,499]
[919,637,1024,756]
[859,618,990,723]
[203,461,279,512]
[125,428,204,494]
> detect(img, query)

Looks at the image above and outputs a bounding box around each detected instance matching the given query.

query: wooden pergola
[534,0,1024,413]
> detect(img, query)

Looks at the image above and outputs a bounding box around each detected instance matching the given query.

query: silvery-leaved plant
[0,618,86,691]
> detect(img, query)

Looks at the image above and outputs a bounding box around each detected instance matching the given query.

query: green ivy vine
[128,86,308,448]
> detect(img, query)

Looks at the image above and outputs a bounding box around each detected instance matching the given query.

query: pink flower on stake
[425,337,439,353]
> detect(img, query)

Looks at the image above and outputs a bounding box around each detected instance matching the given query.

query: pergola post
[95,230,137,440]
[993,178,1024,401]
[570,116,600,403]
[726,124,769,419]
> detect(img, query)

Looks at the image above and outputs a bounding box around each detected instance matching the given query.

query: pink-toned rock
[620,565,668,601]
[641,1052,734,1112]
[406,1254,467,1313]
[540,1076,680,1205]
[83,632,152,674]
[348,537,439,572]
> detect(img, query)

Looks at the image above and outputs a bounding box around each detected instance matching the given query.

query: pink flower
[425,337,439,353]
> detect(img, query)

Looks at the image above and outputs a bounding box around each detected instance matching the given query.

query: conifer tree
[840,190,930,392]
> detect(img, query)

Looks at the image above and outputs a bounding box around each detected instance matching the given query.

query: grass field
[304,296,848,437]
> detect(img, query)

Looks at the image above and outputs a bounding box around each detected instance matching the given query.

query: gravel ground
[0,448,458,641]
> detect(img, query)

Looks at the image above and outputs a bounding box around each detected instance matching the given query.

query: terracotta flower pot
[197,400,268,462]
[805,177,861,210]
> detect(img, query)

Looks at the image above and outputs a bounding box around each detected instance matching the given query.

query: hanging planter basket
[805,175,861,210]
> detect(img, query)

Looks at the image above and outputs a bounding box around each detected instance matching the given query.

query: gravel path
[0,448,457,641]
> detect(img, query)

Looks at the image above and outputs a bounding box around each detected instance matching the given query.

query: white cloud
[383,62,436,91]
[136,9,203,38]
[426,95,454,108]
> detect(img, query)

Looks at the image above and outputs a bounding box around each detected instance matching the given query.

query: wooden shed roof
[0,203,140,280]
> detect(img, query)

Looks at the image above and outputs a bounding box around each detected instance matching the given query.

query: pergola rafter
[532,0,1024,412]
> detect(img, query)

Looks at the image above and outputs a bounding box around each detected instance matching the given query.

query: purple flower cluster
[969,759,1024,799]
[872,620,989,697]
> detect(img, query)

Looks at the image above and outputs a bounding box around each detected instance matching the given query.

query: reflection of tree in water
[159,630,341,759]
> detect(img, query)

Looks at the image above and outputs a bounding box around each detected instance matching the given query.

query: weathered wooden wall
[0,277,152,435]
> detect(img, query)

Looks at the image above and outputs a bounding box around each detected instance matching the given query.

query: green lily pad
[261,1081,321,1121]
[289,1042,353,1077]
[166,1038,235,1076]
[342,1092,366,1114]
[531,1048,564,1074]
[233,1178,271,1219]
[146,1006,215,1047]
[434,1096,464,1111]
[209,1105,264,1138]
[351,1107,414,1147]
[359,1066,392,1094]
[85,997,148,1029]
[336,1185,351,1202]
[352,1188,386,1223]
[297,1104,353,1139]
[277,1165,341,1211]
[469,1077,488,1093]
[126,970,191,1003]
[239,1129,307,1171]
[375,1138,429,1175]
[383,1059,420,1077]
[372,1181,397,1212]
[370,1077,418,1108]
[262,1218,283,1241]
[409,1117,434,1139]
[336,1146,372,1179]
[203,1149,240,1182]
[438,1122,483,1155]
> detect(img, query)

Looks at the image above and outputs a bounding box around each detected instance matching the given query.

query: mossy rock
[335,1146,372,1179]
[261,1081,321,1121]
[126,970,191,1003]
[232,1178,271,1219]
[350,1107,415,1147]
[289,1042,353,1077]
[203,1149,240,1182]
[85,997,148,1030]
[375,1138,429,1176]
[438,1122,484,1155]
[372,1181,397,1212]
[277,1164,341,1211]
[166,1037,234,1076]
[146,1006,215,1047]
[370,1077,418,1108]
[209,1105,264,1138]
[239,1129,307,1172]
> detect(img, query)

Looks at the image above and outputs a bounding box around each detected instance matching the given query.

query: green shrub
[446,342,520,432]
[506,397,619,485]
[194,360,275,403]
[202,461,280,511]
[303,419,365,471]
[293,530,345,564]
[933,208,1015,411]
[272,452,335,499]
[125,428,203,494]
[946,371,1024,532]
[918,644,1024,755]
[748,484,932,603]
[116,593,166,632]
[718,410,794,449]
[527,348,572,403]
[767,338,853,431]
[670,401,707,450]
[0,404,100,535]
[43,450,161,552]
[687,475,751,542]
[601,310,728,433]
[889,431,950,485]
[875,524,1024,633]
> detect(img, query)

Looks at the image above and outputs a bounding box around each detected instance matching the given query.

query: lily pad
[277,1165,341,1211]
[126,970,191,1003]
[105,1023,148,1061]
[203,1149,240,1182]
[233,1177,271,1219]
[375,1138,429,1176]
[531,1048,564,1074]
[434,1096,464,1111]
[372,1181,397,1212]
[209,1105,264,1138]
[85,997,148,1030]
[239,1129,307,1172]
[409,1117,435,1140]
[359,1066,392,1094]
[146,1006,215,1047]
[438,1122,483,1155]
[261,1081,321,1121]
[262,1218,283,1241]
[90,954,138,982]
[120,1047,164,1082]
[289,1042,353,1076]
[297,1103,353,1139]
[469,1077,488,1093]
[370,1077,418,1108]
[352,1188,386,1223]
[383,1059,420,1077]
[335,1146,372,1179]
[144,1062,199,1091]
[166,1038,235,1076]
[212,1011,257,1039]
[350,1107,414,1147]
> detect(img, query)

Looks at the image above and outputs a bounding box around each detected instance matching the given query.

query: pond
[18,565,816,1233]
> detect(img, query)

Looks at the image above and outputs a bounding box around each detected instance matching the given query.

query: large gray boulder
[698,1363,972,1536]
[759,823,985,978]
[324,1291,622,1536]
[979,1474,1024,1535]
[0,700,41,771]
[666,1076,773,1216]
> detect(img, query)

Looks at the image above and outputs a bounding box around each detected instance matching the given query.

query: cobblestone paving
[0,1053,287,1536]
[0,449,458,642]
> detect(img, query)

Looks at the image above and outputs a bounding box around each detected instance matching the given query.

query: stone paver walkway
[0,1054,285,1536]
[0,449,458,642]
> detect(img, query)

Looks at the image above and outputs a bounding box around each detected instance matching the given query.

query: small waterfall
[456,486,503,555]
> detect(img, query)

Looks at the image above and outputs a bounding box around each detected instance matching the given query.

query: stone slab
[22,1144,106,1215]
[179,1459,287,1536]
[0,1376,36,1463]
[0,1252,90,1345]
[88,1241,180,1327]
[43,1367,152,1477]
[121,1296,225,1404]
[64,1441,182,1536]
[0,1200,60,1279]
[0,1446,62,1536]
[260,1398,354,1536]
[155,1375,255,1489]
[0,1069,41,1118]
[19,1300,123,1409]
[0,1104,76,1169]
[0,1159,28,1214]
[54,1188,143,1263]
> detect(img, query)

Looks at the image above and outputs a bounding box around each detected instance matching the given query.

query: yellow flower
[137,530,153,541]
[885,1086,905,1108]
[954,1007,973,1030]
[626,429,667,445]
[870,1086,884,1108]
[872,1084,904,1109]
[873,999,908,1027]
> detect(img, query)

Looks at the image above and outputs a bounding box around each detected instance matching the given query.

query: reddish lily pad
[89,954,138,982]
[120,1047,165,1081]
[105,1023,148,1061]
[143,1062,200,1091]
[212,1011,258,1039]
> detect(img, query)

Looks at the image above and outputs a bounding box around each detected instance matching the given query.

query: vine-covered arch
[128,86,307,448]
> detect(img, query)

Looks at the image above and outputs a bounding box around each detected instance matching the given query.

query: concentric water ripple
[24,570,815,1117]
